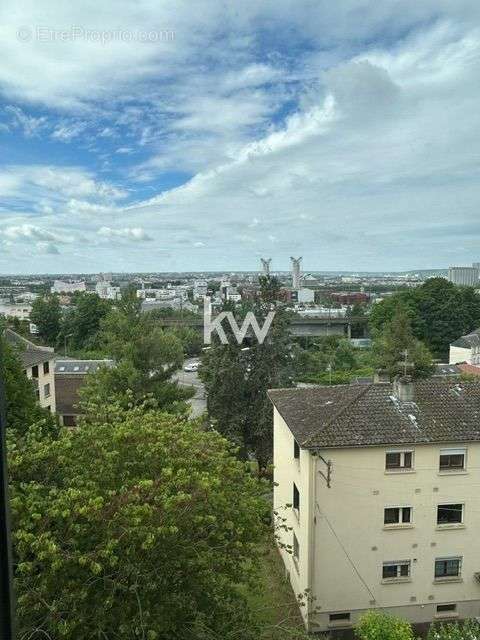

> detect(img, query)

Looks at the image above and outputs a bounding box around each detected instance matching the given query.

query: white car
[184,361,200,372]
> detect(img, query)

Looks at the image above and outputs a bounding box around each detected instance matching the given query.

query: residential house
[449,330,480,365]
[55,359,114,426]
[269,377,480,633]
[4,328,56,412]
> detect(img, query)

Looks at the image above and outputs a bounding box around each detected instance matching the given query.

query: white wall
[449,345,472,364]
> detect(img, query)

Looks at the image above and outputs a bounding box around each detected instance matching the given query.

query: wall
[449,345,472,364]
[309,443,480,631]
[25,357,56,412]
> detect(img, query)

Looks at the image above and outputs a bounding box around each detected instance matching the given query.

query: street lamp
[0,339,16,638]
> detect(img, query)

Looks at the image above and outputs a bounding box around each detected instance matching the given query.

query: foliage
[372,308,434,379]
[369,278,480,357]
[9,405,270,640]
[427,619,480,640]
[200,276,294,469]
[63,292,111,351]
[355,611,414,640]
[80,295,193,414]
[30,294,62,346]
[0,331,58,437]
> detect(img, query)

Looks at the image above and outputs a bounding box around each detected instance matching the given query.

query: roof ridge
[301,384,372,447]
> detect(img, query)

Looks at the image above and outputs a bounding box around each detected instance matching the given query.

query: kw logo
[203,297,275,345]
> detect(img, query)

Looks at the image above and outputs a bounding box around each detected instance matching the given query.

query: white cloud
[4,105,47,136]
[97,226,153,242]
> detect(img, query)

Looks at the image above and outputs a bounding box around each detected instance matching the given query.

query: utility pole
[0,340,16,639]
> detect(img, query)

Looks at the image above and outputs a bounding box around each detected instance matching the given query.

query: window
[293,483,300,513]
[44,383,51,398]
[437,604,457,614]
[31,365,39,378]
[293,532,299,563]
[440,449,466,471]
[437,504,464,525]
[386,450,413,470]
[43,361,50,375]
[63,415,77,427]
[384,506,411,525]
[383,561,411,580]
[294,439,300,460]
[329,613,350,623]
[435,557,462,579]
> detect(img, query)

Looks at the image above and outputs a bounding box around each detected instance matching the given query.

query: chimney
[393,375,415,402]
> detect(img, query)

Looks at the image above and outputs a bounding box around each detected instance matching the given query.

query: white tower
[290,256,302,290]
[260,258,271,276]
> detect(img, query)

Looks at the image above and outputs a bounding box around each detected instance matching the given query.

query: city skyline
[1,2,480,273]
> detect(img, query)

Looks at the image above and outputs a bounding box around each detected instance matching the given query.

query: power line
[315,502,377,603]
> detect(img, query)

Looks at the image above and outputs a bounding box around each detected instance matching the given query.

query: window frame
[384,505,412,527]
[382,560,411,582]
[329,612,351,623]
[385,449,414,471]
[292,483,300,515]
[43,383,51,398]
[293,439,300,460]
[292,532,299,572]
[31,364,39,379]
[436,604,457,614]
[439,448,466,472]
[437,503,464,527]
[43,361,50,375]
[434,557,462,581]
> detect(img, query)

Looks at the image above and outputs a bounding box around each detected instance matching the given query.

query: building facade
[270,379,480,633]
[51,280,87,294]
[447,267,479,287]
[4,328,56,412]
[449,330,480,365]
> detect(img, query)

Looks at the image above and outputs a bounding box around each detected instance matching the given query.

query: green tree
[372,308,434,379]
[30,294,62,346]
[356,611,414,640]
[10,406,268,640]
[64,293,111,351]
[201,276,294,470]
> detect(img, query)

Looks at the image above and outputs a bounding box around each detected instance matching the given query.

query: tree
[200,276,294,470]
[9,406,268,640]
[372,308,434,379]
[64,293,111,351]
[356,611,414,640]
[30,294,62,346]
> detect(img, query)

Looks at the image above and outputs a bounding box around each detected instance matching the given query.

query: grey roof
[55,359,114,375]
[433,363,461,377]
[3,328,54,368]
[268,380,480,449]
[451,329,480,349]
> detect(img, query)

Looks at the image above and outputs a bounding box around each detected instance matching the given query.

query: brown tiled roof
[458,363,480,376]
[3,328,54,368]
[268,380,480,449]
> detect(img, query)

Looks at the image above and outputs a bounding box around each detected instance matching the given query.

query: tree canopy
[30,294,62,346]
[9,405,269,640]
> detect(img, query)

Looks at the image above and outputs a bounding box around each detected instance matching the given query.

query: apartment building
[4,328,56,412]
[269,377,480,633]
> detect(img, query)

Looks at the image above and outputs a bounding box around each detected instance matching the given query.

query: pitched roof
[268,380,480,449]
[55,359,114,374]
[3,328,54,368]
[451,329,480,349]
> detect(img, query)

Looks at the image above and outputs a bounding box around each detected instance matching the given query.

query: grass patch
[244,543,307,639]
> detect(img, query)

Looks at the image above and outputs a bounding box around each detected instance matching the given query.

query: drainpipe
[307,451,317,629]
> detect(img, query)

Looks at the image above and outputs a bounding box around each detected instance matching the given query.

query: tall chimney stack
[393,375,415,403]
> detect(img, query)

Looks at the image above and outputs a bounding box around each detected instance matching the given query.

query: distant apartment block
[51,280,87,294]
[447,266,479,287]
[95,281,121,300]
[270,377,480,633]
[4,328,56,412]
[0,302,32,321]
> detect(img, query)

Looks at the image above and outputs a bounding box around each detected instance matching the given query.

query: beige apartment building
[4,328,56,412]
[270,377,480,633]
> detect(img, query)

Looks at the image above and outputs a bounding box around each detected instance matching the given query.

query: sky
[1,1,480,274]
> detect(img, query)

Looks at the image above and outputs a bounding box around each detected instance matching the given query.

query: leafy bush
[428,619,480,640]
[355,611,414,640]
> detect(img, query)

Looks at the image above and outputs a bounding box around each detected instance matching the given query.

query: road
[173,358,206,418]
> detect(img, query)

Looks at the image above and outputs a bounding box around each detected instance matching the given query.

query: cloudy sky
[1,1,480,274]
